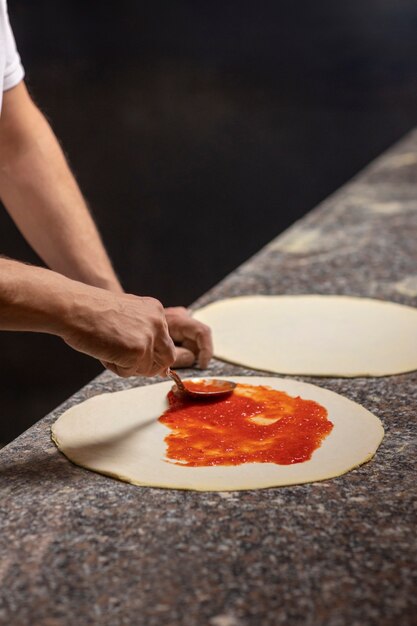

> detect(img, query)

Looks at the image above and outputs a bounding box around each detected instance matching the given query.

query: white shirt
[0,0,24,113]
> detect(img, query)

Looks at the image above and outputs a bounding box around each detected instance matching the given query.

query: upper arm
[0,82,46,165]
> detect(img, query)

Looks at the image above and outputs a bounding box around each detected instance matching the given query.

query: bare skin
[164,306,213,369]
[0,82,212,375]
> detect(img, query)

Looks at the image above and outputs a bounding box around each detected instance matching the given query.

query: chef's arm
[0,81,213,369]
[0,81,123,293]
[0,257,176,376]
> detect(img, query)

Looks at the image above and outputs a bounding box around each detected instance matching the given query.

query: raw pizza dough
[51,376,384,491]
[193,295,417,377]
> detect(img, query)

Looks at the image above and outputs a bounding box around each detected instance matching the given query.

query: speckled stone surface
[1,132,417,626]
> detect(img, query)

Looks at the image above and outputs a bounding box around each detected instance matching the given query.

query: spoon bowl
[168,369,236,400]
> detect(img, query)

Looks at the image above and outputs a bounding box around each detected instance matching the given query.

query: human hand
[62,288,176,377]
[164,306,213,369]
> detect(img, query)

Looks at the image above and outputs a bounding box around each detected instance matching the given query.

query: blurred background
[1,0,417,444]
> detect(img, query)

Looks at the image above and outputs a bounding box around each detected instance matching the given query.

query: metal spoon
[167,368,236,400]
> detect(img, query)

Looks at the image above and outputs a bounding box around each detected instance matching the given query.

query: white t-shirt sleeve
[2,0,24,91]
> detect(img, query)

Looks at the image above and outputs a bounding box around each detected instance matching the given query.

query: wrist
[55,278,114,340]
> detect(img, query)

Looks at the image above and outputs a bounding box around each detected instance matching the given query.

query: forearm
[0,257,78,335]
[0,257,176,377]
[0,83,123,293]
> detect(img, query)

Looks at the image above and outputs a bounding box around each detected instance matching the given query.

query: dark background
[1,0,417,444]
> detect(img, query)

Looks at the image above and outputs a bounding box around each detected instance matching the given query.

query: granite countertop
[1,131,417,626]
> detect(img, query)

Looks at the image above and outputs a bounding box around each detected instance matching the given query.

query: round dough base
[51,377,384,491]
[193,295,417,377]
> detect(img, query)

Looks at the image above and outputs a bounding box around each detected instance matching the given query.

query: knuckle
[148,297,164,311]
[152,318,167,334]
[162,338,176,359]
[197,326,210,339]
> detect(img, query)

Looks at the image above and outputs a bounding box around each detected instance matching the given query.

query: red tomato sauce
[183,379,229,393]
[158,383,333,466]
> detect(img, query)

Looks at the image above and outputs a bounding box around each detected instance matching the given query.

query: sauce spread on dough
[158,383,333,466]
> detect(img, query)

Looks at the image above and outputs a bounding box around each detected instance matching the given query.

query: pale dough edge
[199,350,417,378]
[52,431,383,492]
